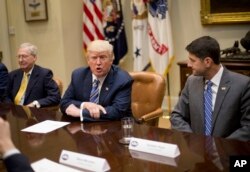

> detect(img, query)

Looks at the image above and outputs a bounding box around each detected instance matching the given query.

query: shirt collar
[92,74,107,85]
[210,64,224,87]
[24,66,34,77]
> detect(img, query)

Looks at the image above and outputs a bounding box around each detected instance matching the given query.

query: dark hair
[186,36,220,64]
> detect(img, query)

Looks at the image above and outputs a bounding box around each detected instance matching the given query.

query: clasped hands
[66,102,107,119]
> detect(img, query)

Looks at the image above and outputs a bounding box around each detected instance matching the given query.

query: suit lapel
[84,72,92,100]
[13,70,23,96]
[196,78,206,132]
[99,69,114,104]
[212,70,230,132]
[25,65,39,99]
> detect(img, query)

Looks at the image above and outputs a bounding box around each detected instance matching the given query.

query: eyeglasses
[88,55,110,62]
[17,54,31,59]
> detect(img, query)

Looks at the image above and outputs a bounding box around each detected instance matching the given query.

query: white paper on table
[21,120,70,133]
[31,158,81,172]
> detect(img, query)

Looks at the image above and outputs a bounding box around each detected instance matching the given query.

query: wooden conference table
[0,103,249,172]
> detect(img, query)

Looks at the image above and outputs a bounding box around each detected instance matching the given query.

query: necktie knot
[93,79,99,87]
[206,80,213,89]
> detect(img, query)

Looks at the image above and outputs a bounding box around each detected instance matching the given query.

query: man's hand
[66,104,80,117]
[26,102,35,107]
[0,118,16,154]
[82,102,107,119]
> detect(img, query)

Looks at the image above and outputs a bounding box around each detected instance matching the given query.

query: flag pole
[142,62,151,71]
[164,73,171,118]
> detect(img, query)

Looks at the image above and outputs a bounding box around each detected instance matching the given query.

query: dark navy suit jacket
[8,65,61,107]
[4,154,34,172]
[60,65,133,121]
[0,63,8,102]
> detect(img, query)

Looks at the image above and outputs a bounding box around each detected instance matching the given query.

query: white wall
[1,0,250,110]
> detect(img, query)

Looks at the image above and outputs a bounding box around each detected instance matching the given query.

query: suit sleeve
[37,70,61,107]
[60,80,83,113]
[170,78,193,132]
[226,79,250,141]
[0,64,9,102]
[4,154,34,172]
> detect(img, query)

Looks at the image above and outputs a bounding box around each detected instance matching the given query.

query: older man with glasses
[7,42,61,108]
[60,40,133,122]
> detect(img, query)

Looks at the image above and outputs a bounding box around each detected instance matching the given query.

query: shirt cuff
[33,100,41,108]
[80,102,85,109]
[80,109,84,122]
[3,148,21,159]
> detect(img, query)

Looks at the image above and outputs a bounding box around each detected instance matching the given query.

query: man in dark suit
[0,117,34,172]
[60,40,133,121]
[7,43,61,108]
[170,36,250,141]
[0,63,8,102]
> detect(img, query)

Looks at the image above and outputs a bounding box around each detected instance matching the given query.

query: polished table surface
[0,103,249,172]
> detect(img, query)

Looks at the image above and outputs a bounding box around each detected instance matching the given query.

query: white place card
[31,158,81,172]
[129,150,178,166]
[21,120,70,133]
[129,137,180,158]
[59,150,110,172]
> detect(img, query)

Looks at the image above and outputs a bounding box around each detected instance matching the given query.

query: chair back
[129,72,166,126]
[53,78,63,96]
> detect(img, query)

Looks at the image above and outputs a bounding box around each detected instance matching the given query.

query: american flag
[83,0,127,64]
[82,0,104,51]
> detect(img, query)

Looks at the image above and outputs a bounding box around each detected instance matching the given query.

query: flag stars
[134,47,141,58]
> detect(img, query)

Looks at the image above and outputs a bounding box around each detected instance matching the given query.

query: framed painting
[23,0,48,22]
[200,0,250,24]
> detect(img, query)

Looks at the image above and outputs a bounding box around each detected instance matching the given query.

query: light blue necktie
[90,79,99,103]
[204,80,213,136]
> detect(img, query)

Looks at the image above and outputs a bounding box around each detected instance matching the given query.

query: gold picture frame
[200,0,250,24]
[23,0,48,22]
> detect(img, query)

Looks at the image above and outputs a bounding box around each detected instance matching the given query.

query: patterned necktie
[90,79,100,103]
[14,73,29,105]
[204,80,213,136]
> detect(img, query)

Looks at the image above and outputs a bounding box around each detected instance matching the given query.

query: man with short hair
[7,43,61,108]
[60,40,133,121]
[170,36,250,141]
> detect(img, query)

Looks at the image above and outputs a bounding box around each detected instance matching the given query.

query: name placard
[129,137,180,158]
[59,150,110,172]
[129,150,177,166]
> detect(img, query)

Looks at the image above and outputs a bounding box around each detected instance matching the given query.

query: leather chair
[129,72,166,126]
[53,77,63,96]
[43,78,63,111]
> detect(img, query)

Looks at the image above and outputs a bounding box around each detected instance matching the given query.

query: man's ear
[204,56,213,66]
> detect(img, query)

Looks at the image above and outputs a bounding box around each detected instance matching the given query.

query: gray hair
[19,43,38,56]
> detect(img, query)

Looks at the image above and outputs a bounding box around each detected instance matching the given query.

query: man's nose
[96,58,102,64]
